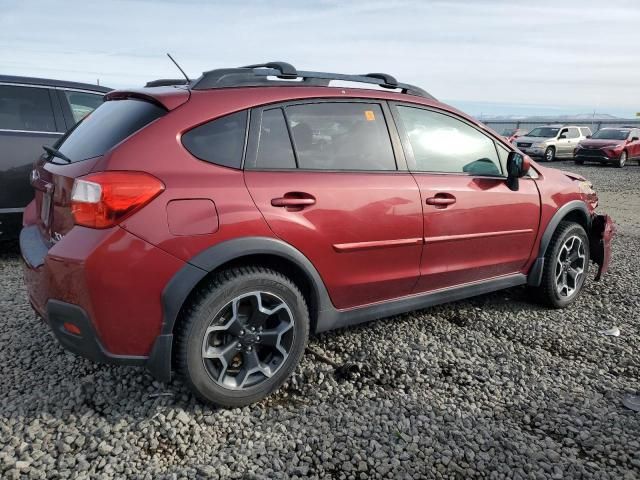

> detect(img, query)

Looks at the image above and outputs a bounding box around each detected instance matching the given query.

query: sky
[1,0,639,118]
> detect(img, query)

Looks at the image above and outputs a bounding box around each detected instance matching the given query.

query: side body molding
[527,200,591,286]
[150,236,531,381]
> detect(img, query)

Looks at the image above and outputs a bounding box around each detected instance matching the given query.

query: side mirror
[632,136,639,142]
[586,135,591,139]
[506,151,531,191]
[558,134,567,139]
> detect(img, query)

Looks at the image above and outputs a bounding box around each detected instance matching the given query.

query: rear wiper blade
[43,145,72,164]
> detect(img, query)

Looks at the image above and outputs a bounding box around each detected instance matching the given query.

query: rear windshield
[56,98,166,162]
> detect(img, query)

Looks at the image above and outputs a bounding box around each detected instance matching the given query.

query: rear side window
[579,127,591,136]
[285,103,396,171]
[255,108,296,169]
[567,127,580,139]
[182,110,247,169]
[63,91,104,123]
[0,85,56,132]
[396,106,502,175]
[57,98,165,162]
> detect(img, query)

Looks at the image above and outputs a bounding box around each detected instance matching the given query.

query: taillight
[71,171,164,228]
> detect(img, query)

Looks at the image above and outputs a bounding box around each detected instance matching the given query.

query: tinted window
[57,99,165,162]
[0,85,56,132]
[64,91,104,123]
[592,129,630,140]
[182,110,247,169]
[527,127,559,138]
[285,103,396,171]
[254,108,296,169]
[396,106,502,175]
[567,128,580,139]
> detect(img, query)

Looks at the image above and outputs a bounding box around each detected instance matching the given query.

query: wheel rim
[546,148,554,161]
[201,291,294,390]
[620,152,627,166]
[555,235,586,298]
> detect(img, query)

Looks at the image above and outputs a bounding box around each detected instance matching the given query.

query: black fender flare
[147,236,334,381]
[162,236,333,335]
[527,200,591,286]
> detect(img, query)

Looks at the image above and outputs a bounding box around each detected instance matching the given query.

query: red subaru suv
[20,62,614,406]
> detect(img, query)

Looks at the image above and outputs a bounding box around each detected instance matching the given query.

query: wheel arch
[147,237,333,382]
[165,237,332,334]
[527,200,591,286]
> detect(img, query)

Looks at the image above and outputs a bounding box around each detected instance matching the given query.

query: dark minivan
[0,75,110,241]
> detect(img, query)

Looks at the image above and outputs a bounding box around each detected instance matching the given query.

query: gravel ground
[1,160,639,479]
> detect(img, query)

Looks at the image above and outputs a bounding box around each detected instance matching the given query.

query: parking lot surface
[1,160,639,479]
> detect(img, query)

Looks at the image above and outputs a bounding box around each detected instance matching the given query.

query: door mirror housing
[586,135,591,139]
[506,151,531,191]
[558,134,567,139]
[631,136,639,142]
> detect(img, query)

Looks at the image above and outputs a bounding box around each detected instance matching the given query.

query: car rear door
[243,100,423,309]
[390,103,540,292]
[553,127,569,156]
[0,83,65,218]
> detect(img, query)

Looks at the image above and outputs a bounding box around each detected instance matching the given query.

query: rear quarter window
[181,110,248,169]
[57,98,166,162]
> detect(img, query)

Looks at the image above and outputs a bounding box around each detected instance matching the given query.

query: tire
[176,267,309,407]
[535,221,590,308]
[616,150,627,168]
[544,146,556,162]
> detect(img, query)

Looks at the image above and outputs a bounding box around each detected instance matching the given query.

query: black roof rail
[362,73,398,89]
[190,62,434,99]
[145,78,189,87]
[241,62,298,78]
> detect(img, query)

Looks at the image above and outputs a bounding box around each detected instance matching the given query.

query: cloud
[1,0,639,115]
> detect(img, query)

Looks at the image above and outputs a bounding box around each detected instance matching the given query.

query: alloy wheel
[201,291,294,390]
[619,151,627,167]
[545,147,554,162]
[554,235,586,298]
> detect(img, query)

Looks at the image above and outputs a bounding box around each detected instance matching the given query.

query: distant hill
[478,113,623,121]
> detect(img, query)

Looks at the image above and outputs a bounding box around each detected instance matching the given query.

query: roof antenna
[166,53,190,83]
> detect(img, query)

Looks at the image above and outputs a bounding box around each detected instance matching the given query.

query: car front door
[243,101,424,309]
[391,103,540,292]
[555,127,571,156]
[0,84,65,221]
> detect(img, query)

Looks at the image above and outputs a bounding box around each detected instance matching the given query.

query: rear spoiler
[105,86,190,110]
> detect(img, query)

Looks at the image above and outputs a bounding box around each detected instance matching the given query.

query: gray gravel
[1,160,640,479]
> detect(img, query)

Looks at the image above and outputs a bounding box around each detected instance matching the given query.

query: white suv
[513,125,592,161]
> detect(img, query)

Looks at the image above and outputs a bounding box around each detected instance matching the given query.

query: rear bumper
[44,299,173,381]
[46,299,146,365]
[19,223,184,381]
